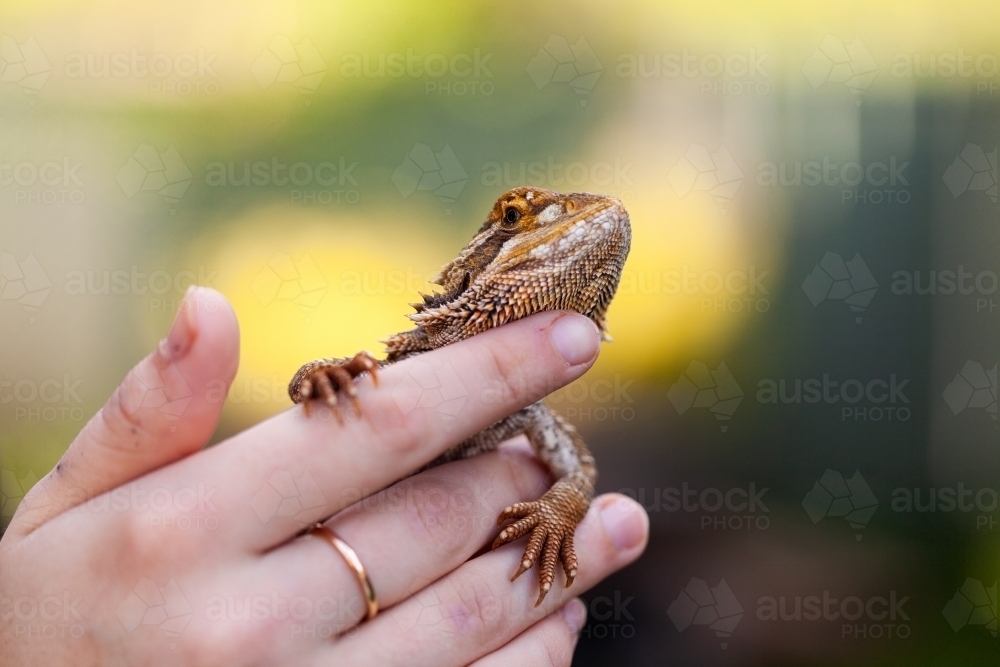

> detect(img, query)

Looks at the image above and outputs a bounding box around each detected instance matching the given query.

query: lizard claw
[289,351,379,420]
[492,483,586,607]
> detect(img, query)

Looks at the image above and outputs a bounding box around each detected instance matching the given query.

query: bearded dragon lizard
[288,187,631,606]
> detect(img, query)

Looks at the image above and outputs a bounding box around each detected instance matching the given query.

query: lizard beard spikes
[393,187,630,356]
[290,187,631,605]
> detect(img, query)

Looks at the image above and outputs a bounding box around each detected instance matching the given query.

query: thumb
[9,286,240,536]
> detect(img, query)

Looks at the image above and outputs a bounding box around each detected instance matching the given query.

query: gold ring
[307,523,378,621]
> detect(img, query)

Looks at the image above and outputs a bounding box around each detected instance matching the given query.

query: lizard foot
[288,351,379,419]
[492,481,589,607]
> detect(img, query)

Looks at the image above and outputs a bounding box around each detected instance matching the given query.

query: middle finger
[145,311,596,554]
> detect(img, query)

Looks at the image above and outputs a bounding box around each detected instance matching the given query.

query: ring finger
[240,442,552,642]
[325,493,647,667]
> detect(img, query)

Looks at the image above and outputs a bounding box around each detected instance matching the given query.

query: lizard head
[413,187,631,339]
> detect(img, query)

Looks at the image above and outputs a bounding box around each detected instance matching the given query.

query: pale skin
[0,287,648,666]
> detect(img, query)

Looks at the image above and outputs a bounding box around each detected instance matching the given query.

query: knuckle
[362,391,429,456]
[360,358,449,456]
[95,353,196,448]
[98,380,149,446]
[184,617,280,667]
[482,338,535,405]
[405,474,473,555]
[120,512,169,563]
[113,495,201,567]
[93,355,182,450]
[435,572,507,643]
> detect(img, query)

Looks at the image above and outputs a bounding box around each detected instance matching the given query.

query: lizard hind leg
[490,402,597,607]
[493,473,593,606]
[429,402,597,607]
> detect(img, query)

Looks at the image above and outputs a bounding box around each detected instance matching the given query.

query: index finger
[144,310,600,553]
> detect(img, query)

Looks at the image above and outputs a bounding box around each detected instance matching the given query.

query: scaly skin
[289,187,631,606]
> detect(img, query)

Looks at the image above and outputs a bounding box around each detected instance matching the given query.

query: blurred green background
[1,1,998,664]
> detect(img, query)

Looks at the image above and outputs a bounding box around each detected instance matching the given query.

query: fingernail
[549,315,599,366]
[561,598,587,633]
[599,497,647,551]
[158,285,199,361]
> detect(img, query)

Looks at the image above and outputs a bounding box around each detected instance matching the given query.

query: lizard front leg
[290,330,431,416]
[432,402,596,607]
[288,352,380,417]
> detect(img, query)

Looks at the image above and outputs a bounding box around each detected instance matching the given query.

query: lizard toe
[559,532,578,588]
[510,524,548,582]
[496,501,538,525]
[535,534,561,607]
[491,514,539,551]
[289,352,380,419]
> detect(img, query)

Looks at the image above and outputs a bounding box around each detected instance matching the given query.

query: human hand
[0,286,648,666]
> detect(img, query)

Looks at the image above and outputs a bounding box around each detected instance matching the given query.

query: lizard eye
[503,207,521,224]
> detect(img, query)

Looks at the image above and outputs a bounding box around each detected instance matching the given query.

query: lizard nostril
[566,200,577,213]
